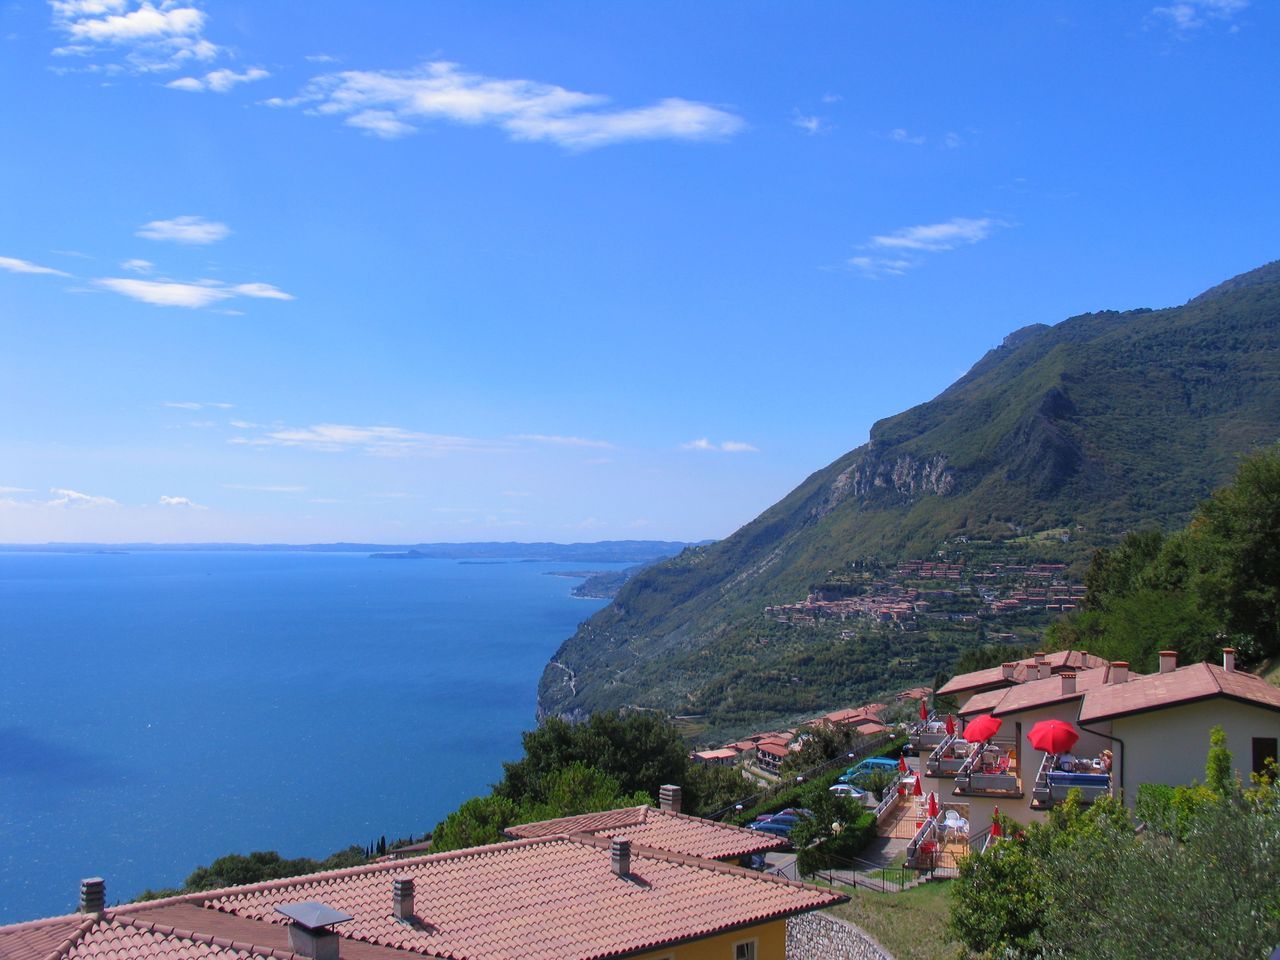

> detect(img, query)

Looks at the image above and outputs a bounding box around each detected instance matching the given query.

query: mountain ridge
[538,261,1280,731]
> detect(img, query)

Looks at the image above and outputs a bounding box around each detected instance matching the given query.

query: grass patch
[828,879,959,960]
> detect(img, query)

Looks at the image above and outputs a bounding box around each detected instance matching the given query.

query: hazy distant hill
[538,261,1280,727]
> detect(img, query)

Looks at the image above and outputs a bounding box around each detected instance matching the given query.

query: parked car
[838,757,900,785]
[746,818,793,838]
[828,783,868,799]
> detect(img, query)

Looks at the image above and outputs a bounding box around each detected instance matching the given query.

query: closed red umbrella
[945,714,956,736]
[964,714,1003,743]
[912,774,923,796]
[898,754,909,773]
[920,698,928,721]
[1028,719,1080,754]
[928,792,939,818]
[991,805,1002,838]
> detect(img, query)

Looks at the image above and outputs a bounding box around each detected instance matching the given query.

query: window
[1253,737,1278,776]
[734,940,757,960]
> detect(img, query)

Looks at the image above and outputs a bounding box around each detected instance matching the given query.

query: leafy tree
[1205,724,1234,796]
[949,839,1051,958]
[429,795,520,853]
[682,760,752,816]
[184,851,322,891]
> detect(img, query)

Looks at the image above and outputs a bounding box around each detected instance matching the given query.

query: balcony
[953,740,1021,797]
[908,714,949,755]
[1031,752,1112,808]
[925,733,973,778]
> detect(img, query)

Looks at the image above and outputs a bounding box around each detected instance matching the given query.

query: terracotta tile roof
[982,667,1112,716]
[503,805,787,860]
[938,651,1110,697]
[956,687,1008,717]
[202,835,843,960]
[0,915,92,960]
[1079,663,1280,723]
[755,739,792,758]
[0,912,297,960]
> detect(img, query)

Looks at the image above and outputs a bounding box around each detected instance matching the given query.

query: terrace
[953,740,1022,798]
[924,733,973,777]
[1030,752,1113,808]
[908,714,950,755]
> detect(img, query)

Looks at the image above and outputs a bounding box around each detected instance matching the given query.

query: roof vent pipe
[392,878,414,922]
[1223,647,1236,673]
[1110,662,1129,685]
[658,784,682,814]
[79,877,105,914]
[276,902,354,960]
[611,838,631,878]
[1061,672,1076,695]
[1158,651,1177,674]
[1001,662,1016,680]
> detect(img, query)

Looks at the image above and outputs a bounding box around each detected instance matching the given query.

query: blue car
[838,757,900,785]
[747,819,792,838]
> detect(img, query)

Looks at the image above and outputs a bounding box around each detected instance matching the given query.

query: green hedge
[796,811,878,874]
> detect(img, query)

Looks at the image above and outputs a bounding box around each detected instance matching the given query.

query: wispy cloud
[0,255,70,277]
[46,487,117,507]
[792,112,828,135]
[230,423,497,456]
[849,216,1005,277]
[136,215,229,244]
[0,486,33,494]
[50,0,221,73]
[888,127,926,145]
[121,258,153,272]
[513,434,615,449]
[159,494,205,508]
[162,400,232,410]
[222,483,306,493]
[97,277,293,308]
[1152,0,1247,30]
[682,438,759,453]
[268,60,744,150]
[167,67,269,93]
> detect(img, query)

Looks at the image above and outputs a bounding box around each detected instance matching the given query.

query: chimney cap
[276,902,354,930]
[1222,646,1236,654]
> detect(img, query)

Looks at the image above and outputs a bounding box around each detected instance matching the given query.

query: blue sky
[1,1,1275,543]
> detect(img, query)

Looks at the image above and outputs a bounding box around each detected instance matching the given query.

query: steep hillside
[539,262,1280,729]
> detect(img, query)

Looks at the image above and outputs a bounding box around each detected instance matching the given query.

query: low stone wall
[786,911,893,960]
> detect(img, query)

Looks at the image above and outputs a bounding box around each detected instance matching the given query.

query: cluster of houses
[692,687,931,774]
[905,646,1280,866]
[762,558,1088,629]
[0,787,848,960]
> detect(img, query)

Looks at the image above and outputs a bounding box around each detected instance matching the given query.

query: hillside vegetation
[539,261,1280,733]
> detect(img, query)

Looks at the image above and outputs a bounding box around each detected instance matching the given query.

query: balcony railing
[925,733,972,777]
[954,739,1021,797]
[873,771,904,827]
[1031,752,1112,807]
[908,712,948,755]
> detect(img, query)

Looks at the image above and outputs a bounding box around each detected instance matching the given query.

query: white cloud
[0,255,71,277]
[513,434,614,449]
[821,93,842,104]
[682,438,759,453]
[50,0,221,72]
[847,216,1004,278]
[46,487,117,507]
[0,486,32,494]
[231,422,498,456]
[305,54,340,64]
[167,66,268,93]
[943,131,963,149]
[793,112,826,135]
[869,217,999,252]
[888,127,926,145]
[136,215,229,244]
[163,400,232,409]
[121,258,153,272]
[159,494,205,508]
[97,276,293,308]
[276,60,744,150]
[1152,0,1247,29]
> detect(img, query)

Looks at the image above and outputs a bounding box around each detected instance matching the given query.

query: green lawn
[827,880,960,960]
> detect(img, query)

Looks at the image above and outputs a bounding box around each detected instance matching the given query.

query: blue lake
[0,551,614,923]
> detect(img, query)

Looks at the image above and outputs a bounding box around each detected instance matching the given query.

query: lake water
[0,551,614,924]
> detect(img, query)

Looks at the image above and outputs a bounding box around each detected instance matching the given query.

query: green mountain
[538,261,1280,731]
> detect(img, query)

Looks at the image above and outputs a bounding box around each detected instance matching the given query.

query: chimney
[1001,662,1016,681]
[611,838,631,878]
[1158,650,1177,674]
[392,878,414,922]
[658,784,682,813]
[1039,662,1052,681]
[1110,661,1129,684]
[1034,651,1047,664]
[79,877,105,914]
[1223,647,1236,673]
[276,902,354,960]
[1060,672,1076,695]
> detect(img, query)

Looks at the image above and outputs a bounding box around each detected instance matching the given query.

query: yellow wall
[1112,699,1280,805]
[632,918,787,960]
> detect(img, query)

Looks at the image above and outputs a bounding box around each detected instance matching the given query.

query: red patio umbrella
[991,806,1002,838]
[927,792,939,819]
[1028,719,1080,754]
[912,774,923,796]
[898,754,909,773]
[964,714,1003,743]
[920,698,928,721]
[945,714,956,736]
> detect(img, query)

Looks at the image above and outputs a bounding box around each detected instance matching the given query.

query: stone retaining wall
[786,911,893,960]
